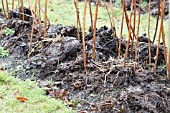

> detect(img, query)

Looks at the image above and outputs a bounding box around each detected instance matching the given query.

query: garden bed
[0,8,169,112]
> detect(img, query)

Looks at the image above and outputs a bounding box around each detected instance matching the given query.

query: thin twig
[1,0,7,19]
[5,0,9,19]
[28,1,36,59]
[40,6,50,34]
[113,71,120,85]
[18,0,20,18]
[76,0,82,38]
[92,0,99,60]
[124,31,131,66]
[82,0,88,74]
[133,0,136,38]
[37,0,42,36]
[167,0,170,79]
[104,0,112,28]
[130,0,136,54]
[104,0,118,52]
[123,0,137,41]
[110,0,117,38]
[153,0,160,43]
[148,0,151,66]
[20,0,24,20]
[118,7,124,59]
[12,0,14,10]
[27,0,38,25]
[135,0,142,63]
[44,0,48,39]
[129,0,134,35]
[35,2,50,35]
[74,0,80,40]
[122,0,133,65]
[161,24,167,62]
[129,0,134,54]
[89,0,93,32]
[154,0,165,72]
[104,62,114,86]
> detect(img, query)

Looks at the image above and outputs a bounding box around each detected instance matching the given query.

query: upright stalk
[104,0,118,51]
[153,0,160,43]
[133,0,136,37]
[167,0,170,80]
[82,0,87,73]
[89,0,93,32]
[129,0,134,33]
[154,0,165,72]
[104,0,112,28]
[161,25,167,62]
[110,0,117,37]
[136,0,142,38]
[37,0,42,36]
[123,0,136,41]
[33,1,36,28]
[18,0,20,18]
[20,0,24,20]
[74,0,81,40]
[28,1,36,58]
[124,30,131,66]
[118,4,124,59]
[5,0,9,18]
[92,0,99,60]
[148,0,151,66]
[1,0,7,19]
[129,0,134,53]
[27,0,37,24]
[12,0,14,10]
[135,0,142,62]
[122,0,132,65]
[44,0,48,39]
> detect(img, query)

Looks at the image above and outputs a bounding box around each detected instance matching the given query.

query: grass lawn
[0,71,74,113]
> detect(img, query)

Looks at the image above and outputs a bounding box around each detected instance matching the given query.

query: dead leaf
[79,111,87,113]
[54,89,60,98]
[16,96,28,102]
[60,89,67,96]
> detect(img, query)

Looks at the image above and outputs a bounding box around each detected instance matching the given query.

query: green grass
[0,46,9,58]
[1,27,15,36]
[0,71,74,113]
[0,0,167,44]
